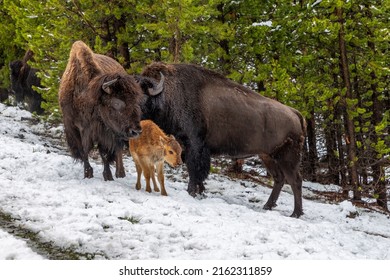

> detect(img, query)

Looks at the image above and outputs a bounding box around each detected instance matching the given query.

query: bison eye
[110,98,125,110]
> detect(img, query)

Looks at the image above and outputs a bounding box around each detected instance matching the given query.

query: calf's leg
[133,158,143,190]
[156,161,167,196]
[140,160,152,193]
[149,164,160,193]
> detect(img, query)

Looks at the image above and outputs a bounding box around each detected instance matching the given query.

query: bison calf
[129,120,182,196]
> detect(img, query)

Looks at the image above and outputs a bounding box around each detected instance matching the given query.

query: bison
[9,50,45,114]
[141,62,306,217]
[129,120,182,196]
[59,41,164,181]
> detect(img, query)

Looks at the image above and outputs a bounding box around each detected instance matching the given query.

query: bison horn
[148,72,164,96]
[102,78,118,94]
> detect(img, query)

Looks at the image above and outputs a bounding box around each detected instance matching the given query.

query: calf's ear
[159,135,166,147]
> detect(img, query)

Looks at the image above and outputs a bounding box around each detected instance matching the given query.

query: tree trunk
[336,7,361,200]
[364,4,388,210]
[324,104,339,185]
[306,113,317,181]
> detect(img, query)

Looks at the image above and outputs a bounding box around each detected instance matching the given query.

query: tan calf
[129,120,182,196]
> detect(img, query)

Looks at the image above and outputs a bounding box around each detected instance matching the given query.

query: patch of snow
[1,103,390,260]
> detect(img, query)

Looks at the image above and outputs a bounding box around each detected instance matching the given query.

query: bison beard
[141,62,306,218]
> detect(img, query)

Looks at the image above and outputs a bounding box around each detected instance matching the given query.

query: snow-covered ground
[1,103,389,260]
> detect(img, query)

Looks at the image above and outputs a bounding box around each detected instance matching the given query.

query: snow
[1,103,390,261]
[0,229,43,260]
[252,21,272,27]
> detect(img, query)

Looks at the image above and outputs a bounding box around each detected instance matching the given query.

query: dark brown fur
[141,62,306,217]
[59,41,163,181]
[9,50,44,114]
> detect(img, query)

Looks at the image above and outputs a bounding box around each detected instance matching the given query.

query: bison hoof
[187,184,205,195]
[290,210,304,218]
[263,203,277,210]
[115,170,126,178]
[188,190,206,199]
[84,168,93,179]
[103,173,114,181]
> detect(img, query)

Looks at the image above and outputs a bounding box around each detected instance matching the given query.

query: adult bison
[59,41,163,181]
[141,62,306,217]
[9,50,45,114]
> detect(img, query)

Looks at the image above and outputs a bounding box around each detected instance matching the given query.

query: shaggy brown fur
[129,120,182,196]
[59,41,163,181]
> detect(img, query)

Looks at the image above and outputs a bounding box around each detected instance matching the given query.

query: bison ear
[102,78,118,94]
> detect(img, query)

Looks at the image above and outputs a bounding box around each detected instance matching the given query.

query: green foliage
[118,216,141,224]
[0,0,389,203]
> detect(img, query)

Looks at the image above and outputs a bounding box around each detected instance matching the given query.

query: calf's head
[161,135,183,167]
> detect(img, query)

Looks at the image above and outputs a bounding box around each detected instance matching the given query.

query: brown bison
[59,41,163,181]
[129,120,182,196]
[141,62,306,217]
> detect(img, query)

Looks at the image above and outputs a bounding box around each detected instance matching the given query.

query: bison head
[94,73,164,140]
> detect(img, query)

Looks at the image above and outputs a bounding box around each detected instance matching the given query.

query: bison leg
[265,141,304,218]
[261,155,285,211]
[283,169,304,218]
[102,161,114,181]
[98,147,114,181]
[115,149,126,178]
[72,128,93,179]
[279,141,304,218]
[186,142,210,196]
[83,159,93,179]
